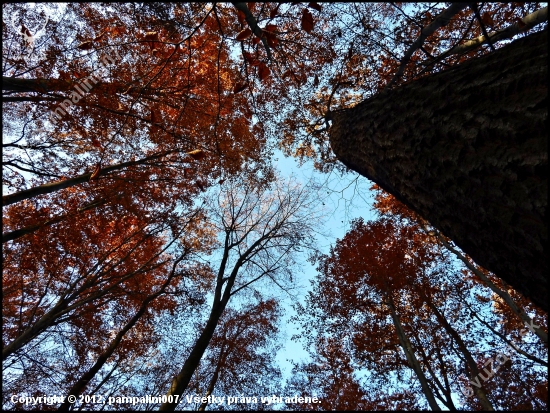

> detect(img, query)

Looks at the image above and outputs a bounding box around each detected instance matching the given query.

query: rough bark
[330,29,548,311]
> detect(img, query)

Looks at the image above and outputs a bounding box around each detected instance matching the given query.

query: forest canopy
[2,2,548,411]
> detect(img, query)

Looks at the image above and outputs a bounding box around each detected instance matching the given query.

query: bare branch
[429,6,548,66]
[385,3,471,90]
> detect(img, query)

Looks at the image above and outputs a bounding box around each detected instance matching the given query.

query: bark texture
[330,29,548,311]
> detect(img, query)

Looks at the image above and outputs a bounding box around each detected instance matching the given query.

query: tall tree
[160,175,322,410]
[190,299,282,411]
[329,22,548,312]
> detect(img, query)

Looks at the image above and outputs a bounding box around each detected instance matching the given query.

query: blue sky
[272,150,377,380]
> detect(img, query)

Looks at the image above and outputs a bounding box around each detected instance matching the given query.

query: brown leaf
[308,2,322,12]
[243,51,260,66]
[301,9,314,34]
[144,31,159,50]
[144,31,159,41]
[151,109,162,125]
[258,63,271,82]
[78,40,94,50]
[237,10,246,26]
[91,138,101,148]
[270,7,278,19]
[266,35,278,48]
[187,149,206,160]
[236,28,252,41]
[233,81,248,94]
[21,25,32,38]
[481,12,494,27]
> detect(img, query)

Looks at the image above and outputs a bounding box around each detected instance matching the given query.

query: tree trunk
[424,294,495,410]
[385,292,441,410]
[330,29,548,311]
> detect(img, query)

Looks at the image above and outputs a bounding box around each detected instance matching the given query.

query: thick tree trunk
[330,29,548,311]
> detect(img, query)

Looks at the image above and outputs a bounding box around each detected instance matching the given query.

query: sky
[272,150,377,381]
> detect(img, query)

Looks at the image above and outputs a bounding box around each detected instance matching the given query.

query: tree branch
[232,2,273,62]
[385,3,471,90]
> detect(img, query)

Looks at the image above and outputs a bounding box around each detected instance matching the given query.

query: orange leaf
[187,149,206,160]
[301,9,314,33]
[90,164,101,180]
[111,26,126,36]
[258,63,271,82]
[233,81,248,93]
[236,28,252,41]
[78,40,94,50]
[265,24,277,33]
[308,2,322,12]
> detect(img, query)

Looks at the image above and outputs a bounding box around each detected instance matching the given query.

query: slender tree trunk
[424,294,495,410]
[330,29,548,312]
[385,292,441,410]
[59,289,162,411]
[408,326,457,410]
[159,302,227,411]
[197,367,221,411]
